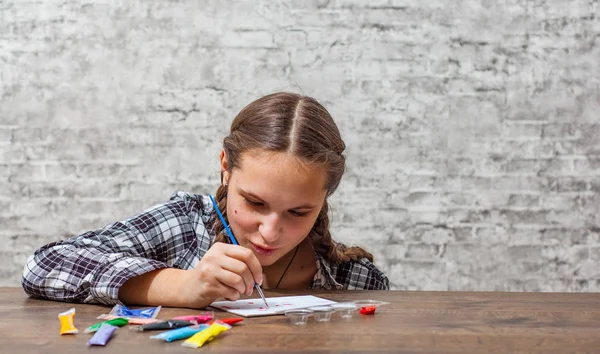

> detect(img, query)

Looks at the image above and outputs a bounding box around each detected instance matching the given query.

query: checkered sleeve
[335,258,390,290]
[21,192,208,305]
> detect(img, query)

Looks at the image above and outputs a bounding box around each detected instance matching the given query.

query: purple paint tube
[87,324,118,346]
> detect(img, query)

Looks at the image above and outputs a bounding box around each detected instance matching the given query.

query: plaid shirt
[22,191,389,305]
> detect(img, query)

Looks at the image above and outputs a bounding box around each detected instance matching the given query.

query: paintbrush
[209,194,269,309]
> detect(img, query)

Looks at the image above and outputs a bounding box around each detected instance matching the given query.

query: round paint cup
[331,302,358,319]
[284,309,313,325]
[307,306,335,322]
[352,300,390,315]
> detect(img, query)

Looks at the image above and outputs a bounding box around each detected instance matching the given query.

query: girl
[21,92,389,308]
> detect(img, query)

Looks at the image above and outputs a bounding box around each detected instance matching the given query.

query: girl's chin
[253,251,280,266]
[258,258,278,267]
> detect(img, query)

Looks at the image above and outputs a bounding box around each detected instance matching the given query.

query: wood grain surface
[2,288,600,353]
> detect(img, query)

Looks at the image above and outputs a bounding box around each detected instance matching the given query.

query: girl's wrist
[168,268,214,309]
[156,268,190,307]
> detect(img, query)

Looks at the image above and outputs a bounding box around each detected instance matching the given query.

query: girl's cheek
[233,209,257,229]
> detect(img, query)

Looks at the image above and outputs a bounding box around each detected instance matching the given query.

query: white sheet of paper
[209,295,337,317]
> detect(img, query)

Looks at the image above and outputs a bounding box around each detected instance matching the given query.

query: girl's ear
[220,149,230,184]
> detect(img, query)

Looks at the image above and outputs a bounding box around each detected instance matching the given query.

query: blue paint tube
[149,324,209,342]
[98,304,161,320]
[87,324,118,346]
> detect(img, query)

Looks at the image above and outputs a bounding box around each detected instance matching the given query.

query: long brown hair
[211,92,373,263]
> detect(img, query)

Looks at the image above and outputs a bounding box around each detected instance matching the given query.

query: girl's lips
[251,243,278,256]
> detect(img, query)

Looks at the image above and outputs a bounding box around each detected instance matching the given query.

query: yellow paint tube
[181,321,231,349]
[58,308,78,335]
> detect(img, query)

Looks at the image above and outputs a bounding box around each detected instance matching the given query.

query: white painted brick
[0,129,12,144]
[220,30,274,48]
[1,0,599,293]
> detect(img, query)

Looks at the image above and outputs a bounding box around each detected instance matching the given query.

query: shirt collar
[311,252,343,290]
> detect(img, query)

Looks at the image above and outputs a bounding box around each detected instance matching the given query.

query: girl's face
[221,149,328,266]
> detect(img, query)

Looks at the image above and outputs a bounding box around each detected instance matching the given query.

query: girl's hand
[178,242,263,307]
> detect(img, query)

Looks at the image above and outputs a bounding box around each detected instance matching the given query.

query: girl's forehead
[240,149,322,174]
[232,150,328,199]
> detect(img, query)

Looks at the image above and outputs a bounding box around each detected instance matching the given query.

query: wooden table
[2,287,600,353]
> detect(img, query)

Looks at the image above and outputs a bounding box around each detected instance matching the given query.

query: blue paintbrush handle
[208,194,270,308]
[209,194,239,245]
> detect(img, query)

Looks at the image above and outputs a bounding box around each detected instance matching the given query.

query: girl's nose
[258,213,281,243]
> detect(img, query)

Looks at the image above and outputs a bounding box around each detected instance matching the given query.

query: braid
[210,184,231,245]
[309,199,374,264]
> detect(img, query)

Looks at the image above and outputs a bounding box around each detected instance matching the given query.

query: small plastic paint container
[307,306,335,322]
[284,309,313,325]
[331,302,358,319]
[352,300,390,315]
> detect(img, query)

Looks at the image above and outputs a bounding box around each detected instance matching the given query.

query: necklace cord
[275,245,300,289]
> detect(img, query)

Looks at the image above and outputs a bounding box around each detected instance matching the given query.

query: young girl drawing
[22,92,389,308]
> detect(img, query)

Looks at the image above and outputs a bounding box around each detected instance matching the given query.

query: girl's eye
[244,198,263,207]
[243,197,308,217]
[289,210,309,217]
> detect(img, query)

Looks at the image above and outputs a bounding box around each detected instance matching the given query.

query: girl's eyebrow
[240,190,318,210]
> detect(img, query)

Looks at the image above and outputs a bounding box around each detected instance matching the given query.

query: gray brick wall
[1,1,599,291]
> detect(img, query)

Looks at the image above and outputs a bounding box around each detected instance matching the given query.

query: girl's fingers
[214,268,247,296]
[219,258,255,295]
[215,283,242,302]
[221,244,263,285]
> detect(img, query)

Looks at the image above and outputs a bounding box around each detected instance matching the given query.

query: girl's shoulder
[335,256,390,290]
[168,191,214,218]
[315,251,390,290]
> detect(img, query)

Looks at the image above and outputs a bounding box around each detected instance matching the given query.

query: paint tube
[133,320,193,331]
[58,308,78,335]
[149,324,209,342]
[172,311,214,324]
[84,317,128,333]
[208,318,243,326]
[99,315,158,325]
[97,304,161,320]
[87,324,117,346]
[181,321,231,349]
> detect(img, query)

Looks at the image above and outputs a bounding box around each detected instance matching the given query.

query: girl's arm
[117,241,263,309]
[118,267,191,307]
[21,192,210,305]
